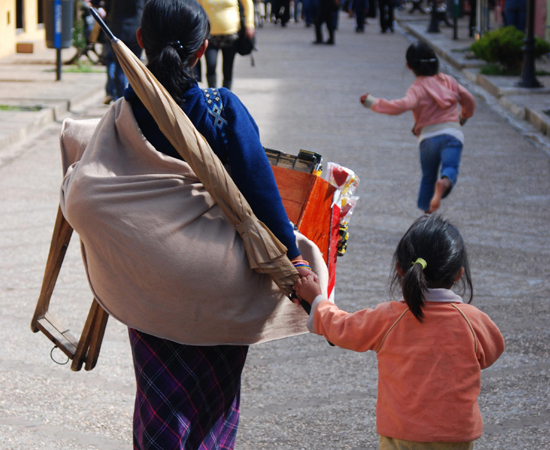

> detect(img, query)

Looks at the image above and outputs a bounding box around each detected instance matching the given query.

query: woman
[196,0,255,90]
[60,0,325,448]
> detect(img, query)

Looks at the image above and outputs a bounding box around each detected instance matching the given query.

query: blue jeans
[418,134,463,211]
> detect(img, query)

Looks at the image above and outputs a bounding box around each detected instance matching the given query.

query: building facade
[0,0,45,58]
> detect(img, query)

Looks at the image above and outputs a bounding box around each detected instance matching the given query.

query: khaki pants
[379,436,474,450]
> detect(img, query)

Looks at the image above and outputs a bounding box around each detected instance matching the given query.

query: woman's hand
[293,273,322,305]
[245,26,255,39]
[360,94,369,105]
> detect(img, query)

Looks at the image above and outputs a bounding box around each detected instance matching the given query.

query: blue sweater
[123,83,300,259]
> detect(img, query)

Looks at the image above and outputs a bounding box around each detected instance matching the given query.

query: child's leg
[417,136,443,212]
[429,136,463,212]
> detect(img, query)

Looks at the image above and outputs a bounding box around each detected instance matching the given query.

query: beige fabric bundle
[59,99,328,345]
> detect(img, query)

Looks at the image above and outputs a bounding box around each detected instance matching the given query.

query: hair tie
[167,40,184,51]
[417,58,437,63]
[412,258,427,270]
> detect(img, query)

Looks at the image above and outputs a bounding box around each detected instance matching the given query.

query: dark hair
[406,41,439,77]
[389,214,473,322]
[140,0,210,102]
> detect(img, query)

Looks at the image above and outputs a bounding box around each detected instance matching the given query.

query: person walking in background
[197,0,255,89]
[273,0,292,25]
[302,0,316,26]
[377,0,394,32]
[352,0,368,32]
[294,214,505,450]
[504,0,527,32]
[93,0,144,104]
[360,42,476,213]
[313,0,338,44]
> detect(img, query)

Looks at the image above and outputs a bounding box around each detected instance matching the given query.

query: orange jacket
[312,292,504,443]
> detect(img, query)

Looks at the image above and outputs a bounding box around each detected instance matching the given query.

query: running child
[360,42,476,213]
[294,214,504,450]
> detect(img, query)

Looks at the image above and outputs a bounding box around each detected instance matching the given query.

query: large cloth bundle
[60,99,328,345]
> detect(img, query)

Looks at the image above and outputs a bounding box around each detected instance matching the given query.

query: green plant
[471,26,550,72]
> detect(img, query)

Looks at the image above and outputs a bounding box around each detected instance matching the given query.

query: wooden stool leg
[85,305,109,371]
[71,300,101,372]
[31,207,74,331]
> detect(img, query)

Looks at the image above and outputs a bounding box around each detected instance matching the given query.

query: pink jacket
[312,293,504,443]
[366,73,476,136]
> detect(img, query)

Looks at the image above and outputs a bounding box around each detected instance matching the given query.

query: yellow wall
[19,0,45,40]
[0,0,45,58]
[0,0,16,57]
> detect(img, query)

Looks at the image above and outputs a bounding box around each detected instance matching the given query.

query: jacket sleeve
[240,0,255,28]
[468,308,505,369]
[313,300,397,352]
[222,91,301,259]
[457,83,476,119]
[369,86,419,116]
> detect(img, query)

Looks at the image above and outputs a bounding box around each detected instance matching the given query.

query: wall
[0,0,16,57]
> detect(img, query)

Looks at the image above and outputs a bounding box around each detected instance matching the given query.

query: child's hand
[293,273,322,305]
[360,94,368,105]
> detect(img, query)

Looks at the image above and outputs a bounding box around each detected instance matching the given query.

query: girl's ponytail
[389,215,473,323]
[402,259,428,321]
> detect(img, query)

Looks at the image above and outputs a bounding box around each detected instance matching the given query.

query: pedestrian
[196,0,255,89]
[313,0,338,44]
[273,0,291,25]
[352,0,368,32]
[60,0,322,448]
[294,213,505,450]
[93,0,144,104]
[504,0,527,32]
[377,0,394,32]
[360,42,476,213]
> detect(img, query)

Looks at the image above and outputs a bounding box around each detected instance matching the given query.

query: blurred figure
[273,0,291,25]
[197,0,255,89]
[93,0,144,104]
[352,0,368,32]
[504,0,526,32]
[302,0,317,25]
[378,0,394,32]
[313,0,338,44]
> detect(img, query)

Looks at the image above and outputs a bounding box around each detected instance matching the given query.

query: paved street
[1,12,550,450]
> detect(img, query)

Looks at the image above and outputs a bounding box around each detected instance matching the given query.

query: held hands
[293,273,322,305]
[360,94,369,106]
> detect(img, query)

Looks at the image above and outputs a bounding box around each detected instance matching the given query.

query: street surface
[1,14,549,450]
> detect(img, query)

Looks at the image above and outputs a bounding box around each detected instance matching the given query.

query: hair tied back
[413,258,427,270]
[167,40,184,51]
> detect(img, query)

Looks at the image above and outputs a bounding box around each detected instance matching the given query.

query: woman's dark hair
[140,0,210,102]
[406,41,439,77]
[389,214,473,322]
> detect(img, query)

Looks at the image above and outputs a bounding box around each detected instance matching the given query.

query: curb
[399,21,550,137]
[0,84,104,152]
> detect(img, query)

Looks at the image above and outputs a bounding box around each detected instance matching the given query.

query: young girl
[294,214,504,450]
[360,42,476,213]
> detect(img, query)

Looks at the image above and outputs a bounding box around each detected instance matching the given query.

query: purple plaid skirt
[129,328,249,450]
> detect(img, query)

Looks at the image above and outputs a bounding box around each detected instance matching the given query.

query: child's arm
[467,309,505,369]
[293,275,392,352]
[457,83,476,121]
[360,86,419,116]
